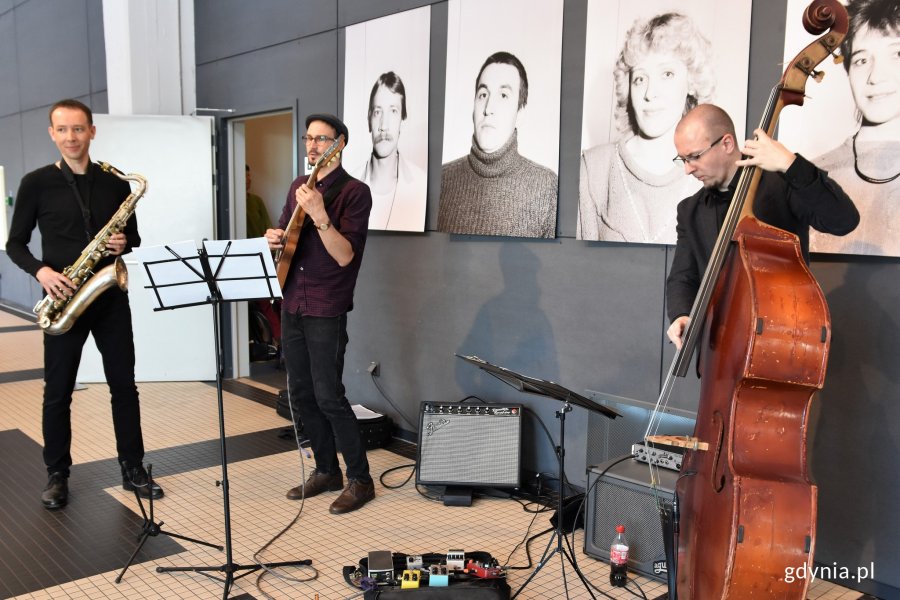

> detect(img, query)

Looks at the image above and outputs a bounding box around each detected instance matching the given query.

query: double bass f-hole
[710,412,726,493]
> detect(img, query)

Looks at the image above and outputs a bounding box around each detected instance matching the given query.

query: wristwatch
[316,220,330,231]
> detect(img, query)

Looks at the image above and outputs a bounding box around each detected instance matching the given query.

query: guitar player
[265,113,376,515]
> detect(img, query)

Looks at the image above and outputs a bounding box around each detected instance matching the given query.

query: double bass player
[666,103,859,349]
[662,99,859,598]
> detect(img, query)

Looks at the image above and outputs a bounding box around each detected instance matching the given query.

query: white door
[77,114,217,382]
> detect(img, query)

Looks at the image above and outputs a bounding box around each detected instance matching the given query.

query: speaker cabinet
[584,456,678,581]
[416,402,521,488]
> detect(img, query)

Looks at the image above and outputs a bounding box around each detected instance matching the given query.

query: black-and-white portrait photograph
[438,0,563,239]
[780,0,900,257]
[577,0,752,244]
[342,7,430,232]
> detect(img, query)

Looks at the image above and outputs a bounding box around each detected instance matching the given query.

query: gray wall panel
[0,115,23,194]
[0,253,39,310]
[90,91,108,114]
[746,1,787,134]
[810,260,900,594]
[15,0,91,109]
[557,0,588,239]
[423,1,446,231]
[87,0,106,95]
[194,0,337,65]
[0,114,23,258]
[196,32,339,137]
[21,104,63,175]
[337,0,434,27]
[0,11,19,116]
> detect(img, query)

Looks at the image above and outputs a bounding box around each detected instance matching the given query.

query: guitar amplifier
[416,402,522,488]
[584,456,678,581]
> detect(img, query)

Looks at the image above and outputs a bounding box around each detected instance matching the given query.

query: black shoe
[122,464,165,500]
[41,473,69,510]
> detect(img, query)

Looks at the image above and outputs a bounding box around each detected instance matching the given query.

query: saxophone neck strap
[59,159,95,241]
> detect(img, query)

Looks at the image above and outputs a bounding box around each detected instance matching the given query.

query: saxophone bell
[39,258,129,335]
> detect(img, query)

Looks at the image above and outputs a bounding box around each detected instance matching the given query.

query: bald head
[675,104,736,141]
[674,104,740,190]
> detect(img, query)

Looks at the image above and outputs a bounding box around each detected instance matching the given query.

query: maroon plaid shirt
[278,165,372,317]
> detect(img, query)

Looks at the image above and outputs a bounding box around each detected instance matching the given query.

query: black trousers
[42,288,144,476]
[281,311,371,483]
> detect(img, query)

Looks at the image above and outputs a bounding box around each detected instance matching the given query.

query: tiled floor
[0,307,872,599]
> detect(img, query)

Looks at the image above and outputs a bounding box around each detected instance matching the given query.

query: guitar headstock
[308,134,346,184]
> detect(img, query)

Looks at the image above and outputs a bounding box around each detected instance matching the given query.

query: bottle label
[610,547,629,565]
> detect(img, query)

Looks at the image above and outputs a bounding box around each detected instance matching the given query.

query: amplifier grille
[584,457,677,581]
[416,403,521,487]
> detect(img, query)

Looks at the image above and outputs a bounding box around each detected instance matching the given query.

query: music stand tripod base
[116,464,223,584]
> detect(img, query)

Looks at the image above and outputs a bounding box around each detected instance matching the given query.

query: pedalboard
[631,442,683,471]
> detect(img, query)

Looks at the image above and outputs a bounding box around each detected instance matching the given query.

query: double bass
[645,1,848,597]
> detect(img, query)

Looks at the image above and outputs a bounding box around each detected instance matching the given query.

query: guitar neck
[287,168,321,228]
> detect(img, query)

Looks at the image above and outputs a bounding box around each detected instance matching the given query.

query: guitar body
[275,207,304,289]
[273,135,345,289]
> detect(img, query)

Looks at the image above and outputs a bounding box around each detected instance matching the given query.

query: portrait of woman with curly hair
[577,1,751,244]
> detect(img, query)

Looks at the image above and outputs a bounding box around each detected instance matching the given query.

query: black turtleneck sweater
[666,154,859,321]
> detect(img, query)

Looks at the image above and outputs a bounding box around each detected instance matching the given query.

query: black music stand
[132,238,308,599]
[116,464,223,583]
[456,355,620,599]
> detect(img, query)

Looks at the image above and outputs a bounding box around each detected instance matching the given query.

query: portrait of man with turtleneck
[438,51,559,238]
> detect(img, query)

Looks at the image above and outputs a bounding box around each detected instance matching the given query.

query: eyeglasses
[672,135,725,166]
[302,134,336,145]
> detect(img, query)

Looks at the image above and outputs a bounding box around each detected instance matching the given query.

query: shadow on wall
[453,242,560,473]
[454,242,559,392]
[810,260,900,594]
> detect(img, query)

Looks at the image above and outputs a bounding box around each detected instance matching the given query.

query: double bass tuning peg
[811,69,825,83]
[831,50,844,65]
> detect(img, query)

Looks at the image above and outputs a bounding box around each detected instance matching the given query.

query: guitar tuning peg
[812,69,825,83]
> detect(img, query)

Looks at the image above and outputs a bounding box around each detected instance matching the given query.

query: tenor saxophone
[33,162,147,335]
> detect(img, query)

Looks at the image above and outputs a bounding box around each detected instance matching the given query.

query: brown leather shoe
[329,479,375,514]
[286,469,343,500]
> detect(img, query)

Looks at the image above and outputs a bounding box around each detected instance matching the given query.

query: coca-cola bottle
[609,524,629,587]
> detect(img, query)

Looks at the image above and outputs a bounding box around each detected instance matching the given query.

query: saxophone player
[6,99,163,509]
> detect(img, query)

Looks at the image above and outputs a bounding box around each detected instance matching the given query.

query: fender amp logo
[425,419,451,436]
[653,560,668,575]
